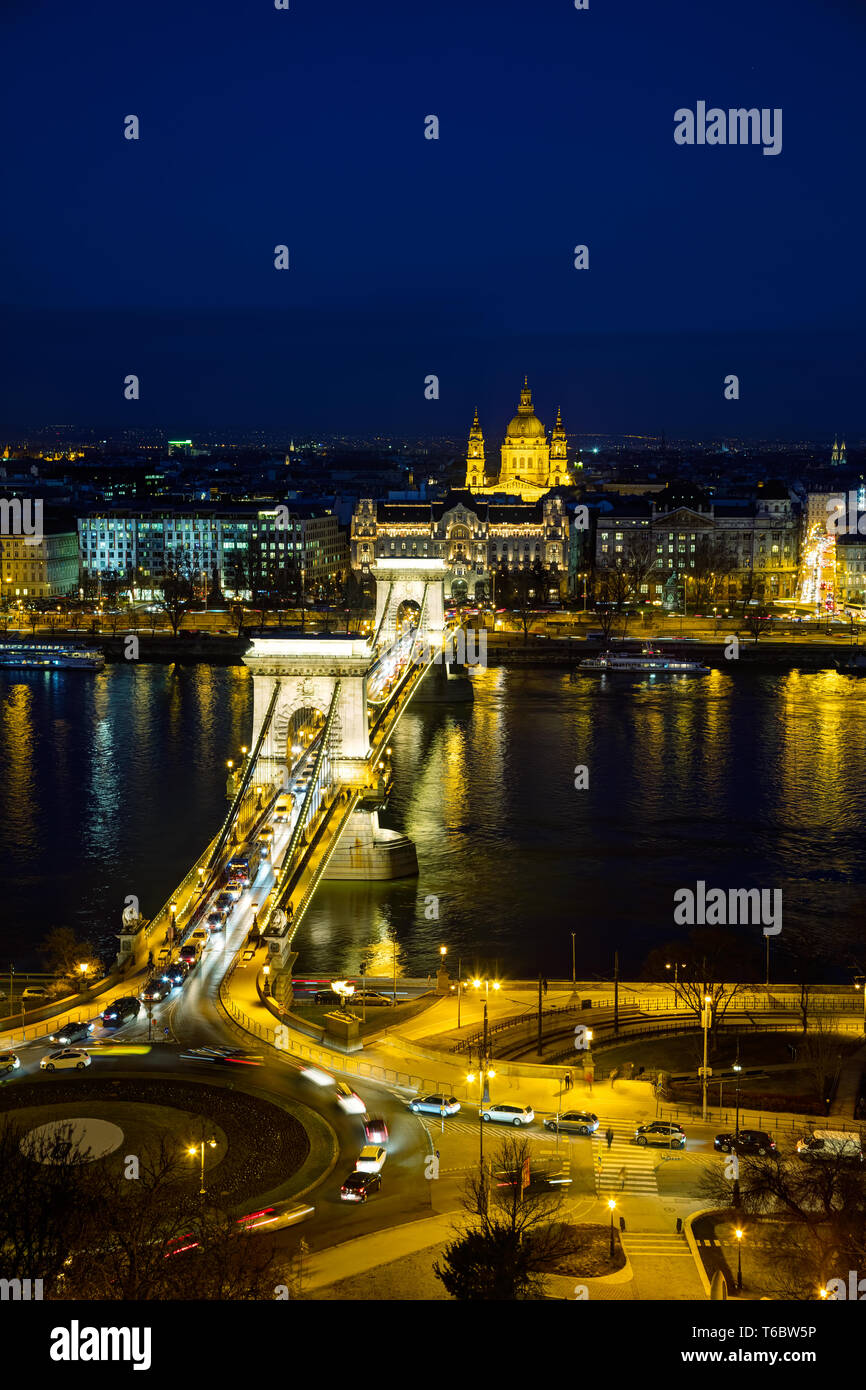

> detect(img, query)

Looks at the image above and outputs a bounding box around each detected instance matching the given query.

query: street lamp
[608,1197,617,1258]
[467,1064,496,1210]
[262,963,270,996]
[571,932,576,987]
[169,901,177,944]
[665,960,686,1009]
[187,1133,218,1196]
[78,962,89,987]
[854,976,866,1036]
[735,1227,744,1292]
[701,994,713,1122]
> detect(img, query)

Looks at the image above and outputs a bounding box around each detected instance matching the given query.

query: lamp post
[456,957,463,1027]
[262,963,270,997]
[855,976,866,1036]
[735,1227,743,1292]
[571,932,576,987]
[169,900,177,945]
[701,994,712,1122]
[187,1132,218,1196]
[665,960,686,1008]
[608,1197,617,1258]
[78,962,89,992]
[467,1063,496,1213]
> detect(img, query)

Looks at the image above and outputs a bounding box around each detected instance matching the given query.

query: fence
[218,956,470,1100]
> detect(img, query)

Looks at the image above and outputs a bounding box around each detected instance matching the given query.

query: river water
[1,663,864,982]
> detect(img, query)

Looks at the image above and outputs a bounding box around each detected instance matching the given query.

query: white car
[22,986,49,1001]
[354,1145,387,1174]
[480,1103,535,1127]
[335,1082,366,1115]
[40,1048,91,1071]
[189,929,210,949]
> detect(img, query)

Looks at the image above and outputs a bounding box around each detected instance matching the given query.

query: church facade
[464,379,574,499]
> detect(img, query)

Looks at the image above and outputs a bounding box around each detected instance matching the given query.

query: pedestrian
[435,1148,440,1163]
[163,1025,170,1040]
[619,1166,626,1191]
[543,978,548,996]
[147,950,153,967]
[605,1126,614,1150]
[610,1067,619,1090]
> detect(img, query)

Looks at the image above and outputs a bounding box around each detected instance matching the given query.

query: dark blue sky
[0,0,862,439]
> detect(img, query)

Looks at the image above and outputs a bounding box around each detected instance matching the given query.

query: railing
[259,681,342,933]
[206,678,282,873]
[370,582,393,651]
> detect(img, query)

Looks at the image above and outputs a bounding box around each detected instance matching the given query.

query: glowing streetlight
[608,1196,617,1257]
[735,1227,744,1292]
[187,1134,218,1196]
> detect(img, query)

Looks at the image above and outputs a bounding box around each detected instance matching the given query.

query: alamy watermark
[674,880,782,936]
[674,103,782,157]
[411,630,487,669]
[826,494,866,536]
[0,497,43,545]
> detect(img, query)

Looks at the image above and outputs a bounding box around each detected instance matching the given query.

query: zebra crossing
[418,1115,554,1144]
[621,1232,691,1259]
[592,1120,658,1196]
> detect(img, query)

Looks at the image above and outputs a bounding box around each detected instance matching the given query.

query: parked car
[409,1094,460,1116]
[714,1129,775,1155]
[334,1082,366,1115]
[340,1171,382,1203]
[22,986,48,1001]
[102,996,141,1027]
[354,1145,387,1174]
[363,1115,389,1144]
[49,1020,95,1046]
[634,1121,686,1148]
[543,1110,599,1135]
[0,1050,20,1075]
[40,1048,91,1071]
[796,1130,863,1163]
[480,1104,535,1127]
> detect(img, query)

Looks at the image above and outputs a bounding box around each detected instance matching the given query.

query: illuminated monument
[464,378,574,499]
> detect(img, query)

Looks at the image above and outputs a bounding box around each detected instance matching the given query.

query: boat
[0,641,105,671]
[835,649,866,676]
[578,644,710,676]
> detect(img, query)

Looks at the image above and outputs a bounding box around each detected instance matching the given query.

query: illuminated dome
[506,378,545,439]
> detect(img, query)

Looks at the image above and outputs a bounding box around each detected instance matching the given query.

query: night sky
[0,0,863,438]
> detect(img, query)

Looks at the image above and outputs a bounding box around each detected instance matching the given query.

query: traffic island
[0,1076,311,1206]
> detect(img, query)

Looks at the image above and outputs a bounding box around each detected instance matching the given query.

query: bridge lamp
[262,963,270,996]
[241,746,248,757]
[226,759,234,770]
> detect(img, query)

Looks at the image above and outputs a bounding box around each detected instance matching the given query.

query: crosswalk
[418,1115,554,1144]
[592,1120,658,1196]
[621,1232,691,1259]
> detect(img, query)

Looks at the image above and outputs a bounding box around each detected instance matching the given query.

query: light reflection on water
[1,663,864,980]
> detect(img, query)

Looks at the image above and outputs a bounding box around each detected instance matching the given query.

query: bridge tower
[242,636,417,880]
[370,557,446,649]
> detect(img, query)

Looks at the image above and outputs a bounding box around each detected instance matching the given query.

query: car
[340,1171,382,1203]
[40,1048,91,1071]
[179,1047,263,1066]
[0,1050,20,1075]
[162,961,190,988]
[543,1110,599,1135]
[224,880,243,902]
[188,928,210,949]
[21,986,48,1001]
[493,1159,573,1191]
[141,977,172,1003]
[49,1019,95,1046]
[205,911,224,933]
[351,991,394,1007]
[102,996,141,1027]
[634,1121,686,1148]
[312,989,344,1006]
[234,1199,314,1234]
[354,1145,387,1174]
[714,1129,775,1155]
[363,1115,389,1144]
[179,945,200,965]
[214,892,235,916]
[796,1130,863,1163]
[481,1104,535,1127]
[409,1094,461,1116]
[335,1082,366,1114]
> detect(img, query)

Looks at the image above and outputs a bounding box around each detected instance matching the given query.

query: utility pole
[613,950,619,1036]
[537,975,543,1056]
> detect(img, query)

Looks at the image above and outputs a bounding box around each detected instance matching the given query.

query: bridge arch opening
[395,598,421,637]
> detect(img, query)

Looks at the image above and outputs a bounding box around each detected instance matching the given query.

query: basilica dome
[506,378,546,439]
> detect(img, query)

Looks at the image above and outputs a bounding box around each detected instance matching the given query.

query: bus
[226,842,261,891]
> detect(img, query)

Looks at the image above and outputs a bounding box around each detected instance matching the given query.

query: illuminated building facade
[464,379,575,499]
